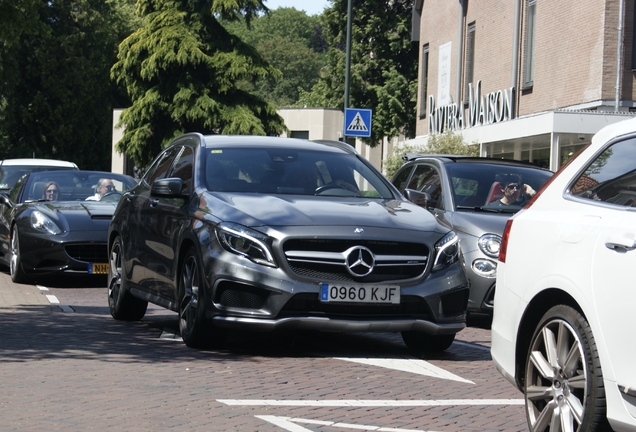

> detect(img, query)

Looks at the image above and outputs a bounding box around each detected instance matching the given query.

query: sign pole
[343,0,353,139]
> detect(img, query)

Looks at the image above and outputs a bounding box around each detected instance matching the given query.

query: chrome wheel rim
[180,256,199,335]
[10,228,19,278]
[108,241,122,307]
[525,319,587,432]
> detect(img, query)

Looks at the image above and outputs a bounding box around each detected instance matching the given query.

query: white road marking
[39,286,73,312]
[334,357,474,384]
[256,415,432,432]
[160,328,182,340]
[219,399,524,407]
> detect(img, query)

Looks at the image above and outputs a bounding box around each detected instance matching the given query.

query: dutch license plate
[320,283,400,304]
[88,263,109,275]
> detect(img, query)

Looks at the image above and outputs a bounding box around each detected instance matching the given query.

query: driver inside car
[86,178,116,201]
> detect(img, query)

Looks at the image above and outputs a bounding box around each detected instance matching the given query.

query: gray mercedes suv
[107,134,469,353]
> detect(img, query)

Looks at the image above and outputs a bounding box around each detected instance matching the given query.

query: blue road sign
[344,108,372,137]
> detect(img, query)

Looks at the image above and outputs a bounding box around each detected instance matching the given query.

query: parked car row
[2,115,635,430]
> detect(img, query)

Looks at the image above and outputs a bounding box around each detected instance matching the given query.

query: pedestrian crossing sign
[344,108,372,137]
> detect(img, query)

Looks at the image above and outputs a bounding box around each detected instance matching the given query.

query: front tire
[524,305,611,432]
[401,331,455,355]
[108,236,147,321]
[179,247,210,348]
[10,226,30,284]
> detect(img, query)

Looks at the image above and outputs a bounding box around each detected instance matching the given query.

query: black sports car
[0,170,137,283]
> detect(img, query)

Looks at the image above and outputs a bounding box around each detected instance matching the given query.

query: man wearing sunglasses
[485,174,536,208]
[86,178,117,201]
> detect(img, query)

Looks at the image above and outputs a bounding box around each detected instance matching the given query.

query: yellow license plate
[89,263,109,274]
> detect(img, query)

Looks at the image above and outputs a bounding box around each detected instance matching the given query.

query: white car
[0,158,78,191]
[491,117,636,432]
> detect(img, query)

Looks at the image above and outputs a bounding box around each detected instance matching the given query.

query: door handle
[605,236,636,251]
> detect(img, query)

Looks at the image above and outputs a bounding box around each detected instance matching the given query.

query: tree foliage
[112,0,286,167]
[384,131,480,179]
[221,8,327,107]
[0,0,42,48]
[0,0,138,169]
[297,0,417,145]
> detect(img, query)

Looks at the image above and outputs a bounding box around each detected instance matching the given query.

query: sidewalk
[0,271,58,310]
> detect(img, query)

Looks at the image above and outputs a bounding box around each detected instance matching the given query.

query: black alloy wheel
[108,235,147,321]
[179,247,211,348]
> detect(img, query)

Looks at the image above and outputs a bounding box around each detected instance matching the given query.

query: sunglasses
[505,183,520,190]
[101,185,115,191]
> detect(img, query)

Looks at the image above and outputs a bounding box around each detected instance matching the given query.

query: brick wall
[415,0,636,136]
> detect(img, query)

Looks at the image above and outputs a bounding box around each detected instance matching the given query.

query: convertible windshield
[20,170,137,203]
[204,147,394,198]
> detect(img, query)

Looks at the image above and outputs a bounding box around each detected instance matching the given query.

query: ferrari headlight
[478,234,501,258]
[30,210,62,235]
[432,231,460,272]
[215,222,277,268]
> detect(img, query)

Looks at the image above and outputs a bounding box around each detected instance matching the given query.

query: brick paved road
[0,271,527,432]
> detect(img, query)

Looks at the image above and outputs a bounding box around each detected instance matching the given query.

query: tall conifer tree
[111,0,286,167]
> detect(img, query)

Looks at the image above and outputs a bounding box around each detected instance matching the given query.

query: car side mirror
[151,177,186,198]
[404,188,431,208]
[0,193,10,207]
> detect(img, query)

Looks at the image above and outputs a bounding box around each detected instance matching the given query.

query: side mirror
[0,193,10,206]
[151,177,186,198]
[404,188,431,208]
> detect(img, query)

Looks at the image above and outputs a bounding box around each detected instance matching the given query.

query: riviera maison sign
[428,81,515,134]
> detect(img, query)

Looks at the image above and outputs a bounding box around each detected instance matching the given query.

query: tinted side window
[393,166,414,193]
[143,146,181,185]
[171,146,193,194]
[407,164,443,209]
[570,137,636,206]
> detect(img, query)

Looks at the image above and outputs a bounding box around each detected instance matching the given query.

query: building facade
[410,0,636,170]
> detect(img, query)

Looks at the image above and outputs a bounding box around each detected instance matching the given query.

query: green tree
[297,0,417,144]
[0,0,42,48]
[0,0,139,169]
[222,8,327,107]
[112,0,286,167]
[384,131,480,179]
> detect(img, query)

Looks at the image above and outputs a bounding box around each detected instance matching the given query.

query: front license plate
[320,283,400,304]
[88,263,109,275]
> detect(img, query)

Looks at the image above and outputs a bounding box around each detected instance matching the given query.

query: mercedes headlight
[432,231,460,272]
[215,222,277,268]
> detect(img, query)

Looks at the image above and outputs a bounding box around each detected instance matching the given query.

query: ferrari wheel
[108,236,147,321]
[10,226,30,284]
[524,305,611,432]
